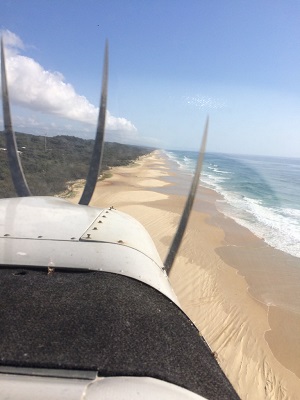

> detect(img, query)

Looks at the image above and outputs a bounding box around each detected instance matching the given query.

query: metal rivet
[48,267,55,275]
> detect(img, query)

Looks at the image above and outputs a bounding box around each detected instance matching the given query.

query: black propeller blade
[1,38,31,197]
[164,117,209,274]
[79,41,109,205]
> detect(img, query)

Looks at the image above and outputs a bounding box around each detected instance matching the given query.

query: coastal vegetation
[0,132,154,198]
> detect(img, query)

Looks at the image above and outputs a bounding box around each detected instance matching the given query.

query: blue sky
[1,0,300,156]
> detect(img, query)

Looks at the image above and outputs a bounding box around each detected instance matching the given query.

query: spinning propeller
[1,38,208,274]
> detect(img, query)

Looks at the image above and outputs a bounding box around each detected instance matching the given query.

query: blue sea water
[163,150,300,259]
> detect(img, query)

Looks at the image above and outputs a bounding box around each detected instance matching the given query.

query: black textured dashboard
[0,267,239,399]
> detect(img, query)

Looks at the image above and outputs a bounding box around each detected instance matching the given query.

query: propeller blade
[1,38,31,197]
[164,117,209,274]
[79,41,109,205]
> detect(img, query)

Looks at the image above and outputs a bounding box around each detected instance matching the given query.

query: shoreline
[65,150,300,399]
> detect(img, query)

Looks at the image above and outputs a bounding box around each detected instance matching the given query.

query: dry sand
[66,151,300,400]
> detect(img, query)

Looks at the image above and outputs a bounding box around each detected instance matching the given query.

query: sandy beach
[66,150,300,400]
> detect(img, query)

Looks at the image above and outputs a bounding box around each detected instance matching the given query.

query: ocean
[163,150,300,259]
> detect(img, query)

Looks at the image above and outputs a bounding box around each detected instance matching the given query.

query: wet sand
[66,150,300,399]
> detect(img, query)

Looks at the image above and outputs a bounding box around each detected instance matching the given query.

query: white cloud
[9,113,158,148]
[183,94,227,110]
[1,30,137,135]
[106,111,137,132]
[1,30,24,54]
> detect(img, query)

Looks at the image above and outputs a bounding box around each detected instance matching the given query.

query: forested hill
[0,132,154,198]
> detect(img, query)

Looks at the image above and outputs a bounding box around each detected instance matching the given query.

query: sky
[1,0,300,156]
